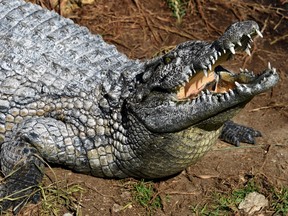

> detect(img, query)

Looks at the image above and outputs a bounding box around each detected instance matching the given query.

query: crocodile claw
[0,179,41,215]
[220,120,262,146]
[0,163,43,215]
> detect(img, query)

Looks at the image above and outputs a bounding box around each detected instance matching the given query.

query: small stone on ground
[238,192,268,215]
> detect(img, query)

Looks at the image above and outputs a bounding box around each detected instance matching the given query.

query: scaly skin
[0,0,279,214]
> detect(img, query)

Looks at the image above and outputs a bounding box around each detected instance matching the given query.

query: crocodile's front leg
[220,121,262,146]
[0,117,84,214]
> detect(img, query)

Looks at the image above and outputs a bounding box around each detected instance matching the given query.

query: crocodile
[0,0,279,214]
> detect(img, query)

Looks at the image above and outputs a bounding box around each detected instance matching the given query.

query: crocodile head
[129,21,279,133]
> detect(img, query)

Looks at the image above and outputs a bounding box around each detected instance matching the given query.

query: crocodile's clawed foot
[0,181,40,215]
[0,164,43,215]
[220,120,262,147]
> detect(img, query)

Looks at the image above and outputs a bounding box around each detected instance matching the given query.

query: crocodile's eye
[163,56,173,64]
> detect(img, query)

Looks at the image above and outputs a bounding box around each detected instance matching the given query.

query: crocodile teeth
[247,43,251,49]
[240,68,244,72]
[220,95,226,102]
[210,56,216,65]
[205,89,211,95]
[235,81,242,88]
[190,65,196,74]
[256,29,263,38]
[203,69,208,77]
[247,34,254,43]
[224,92,230,100]
[267,62,276,73]
[201,91,207,100]
[245,48,251,56]
[237,41,242,46]
[228,89,235,97]
[211,58,215,65]
[208,63,212,71]
[207,95,212,103]
[268,62,271,69]
[212,96,218,103]
[191,99,196,106]
[214,52,218,61]
[229,46,236,54]
[243,84,251,93]
[218,51,222,57]
[184,75,190,83]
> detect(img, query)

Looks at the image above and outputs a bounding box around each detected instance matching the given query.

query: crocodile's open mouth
[176,29,265,100]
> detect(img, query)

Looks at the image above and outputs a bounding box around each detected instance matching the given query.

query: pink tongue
[177,71,215,99]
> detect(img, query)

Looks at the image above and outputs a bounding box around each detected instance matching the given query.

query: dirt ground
[21,0,288,215]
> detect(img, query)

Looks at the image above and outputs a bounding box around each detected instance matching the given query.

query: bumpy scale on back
[0,0,279,214]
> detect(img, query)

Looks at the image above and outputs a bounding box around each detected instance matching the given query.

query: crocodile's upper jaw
[161,21,278,105]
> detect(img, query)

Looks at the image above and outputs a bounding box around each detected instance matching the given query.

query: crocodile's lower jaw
[177,63,278,104]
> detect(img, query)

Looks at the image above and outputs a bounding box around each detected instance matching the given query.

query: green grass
[166,0,186,23]
[271,187,288,215]
[39,181,85,216]
[132,180,162,212]
[191,177,288,215]
[212,180,258,214]
[0,179,84,216]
